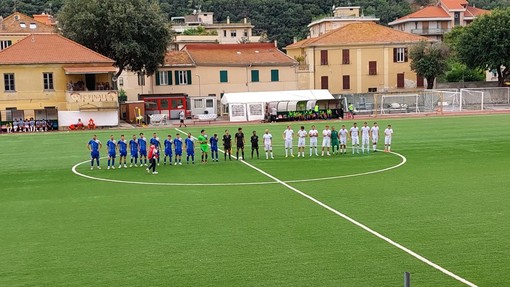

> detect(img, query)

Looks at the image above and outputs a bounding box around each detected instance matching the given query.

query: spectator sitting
[23,119,29,132]
[13,119,19,132]
[6,123,12,133]
[88,118,96,129]
[41,119,48,132]
[77,118,84,130]
[29,117,35,132]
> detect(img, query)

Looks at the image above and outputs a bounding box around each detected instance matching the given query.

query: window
[417,75,424,88]
[137,72,145,86]
[368,61,377,75]
[223,30,227,37]
[0,40,12,50]
[172,99,183,109]
[175,70,192,85]
[220,70,228,83]
[19,22,26,28]
[244,30,248,37]
[251,70,259,82]
[321,76,328,89]
[4,73,15,91]
[342,49,350,64]
[43,72,54,90]
[155,71,172,85]
[454,12,460,26]
[368,88,377,93]
[206,99,214,108]
[320,50,328,65]
[271,69,279,82]
[194,98,204,109]
[342,75,350,90]
[230,30,237,37]
[397,73,405,88]
[393,48,408,63]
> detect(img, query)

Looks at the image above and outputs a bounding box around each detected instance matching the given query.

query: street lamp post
[195,74,201,97]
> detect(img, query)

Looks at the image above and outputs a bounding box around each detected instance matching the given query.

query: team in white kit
[274,122,393,158]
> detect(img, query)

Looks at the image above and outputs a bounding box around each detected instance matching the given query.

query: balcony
[411,28,451,35]
[66,90,119,111]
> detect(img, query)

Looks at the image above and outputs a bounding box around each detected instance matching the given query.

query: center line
[175,128,477,286]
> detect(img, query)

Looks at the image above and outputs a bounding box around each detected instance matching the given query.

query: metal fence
[340,88,510,116]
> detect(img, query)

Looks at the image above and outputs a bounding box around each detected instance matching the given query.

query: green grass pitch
[1,114,509,286]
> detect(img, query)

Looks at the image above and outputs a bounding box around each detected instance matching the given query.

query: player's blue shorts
[131,151,138,158]
[140,150,147,157]
[211,147,218,151]
[108,152,116,158]
[91,151,99,159]
[165,149,172,156]
[175,149,182,156]
[186,149,194,156]
[120,151,127,157]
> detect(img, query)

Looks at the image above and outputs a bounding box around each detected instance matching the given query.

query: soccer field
[1,114,509,286]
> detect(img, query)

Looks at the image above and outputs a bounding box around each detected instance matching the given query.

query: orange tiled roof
[393,6,450,22]
[183,43,296,66]
[164,51,194,66]
[0,12,55,34]
[465,6,490,17]
[0,34,115,65]
[286,22,429,49]
[441,0,468,10]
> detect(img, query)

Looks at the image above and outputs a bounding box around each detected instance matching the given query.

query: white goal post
[380,94,420,114]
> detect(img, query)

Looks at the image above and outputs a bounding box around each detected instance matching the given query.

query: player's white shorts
[298,137,306,147]
[340,136,347,145]
[372,136,378,144]
[362,137,370,145]
[285,139,293,148]
[385,136,392,145]
[351,137,359,145]
[322,137,331,147]
[264,143,272,151]
[310,138,318,147]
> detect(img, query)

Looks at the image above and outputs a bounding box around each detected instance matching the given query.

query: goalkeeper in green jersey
[198,129,209,163]
[331,126,340,154]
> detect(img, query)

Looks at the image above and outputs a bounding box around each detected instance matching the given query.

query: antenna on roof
[13,0,17,13]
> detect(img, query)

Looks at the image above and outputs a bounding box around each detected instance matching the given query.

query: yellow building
[0,34,118,126]
[285,22,432,94]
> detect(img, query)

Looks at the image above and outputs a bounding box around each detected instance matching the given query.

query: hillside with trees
[2,0,507,48]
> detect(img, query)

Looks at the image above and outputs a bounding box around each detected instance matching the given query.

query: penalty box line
[175,128,478,287]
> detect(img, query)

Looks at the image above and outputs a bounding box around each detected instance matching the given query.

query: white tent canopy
[221,90,334,122]
[221,89,334,105]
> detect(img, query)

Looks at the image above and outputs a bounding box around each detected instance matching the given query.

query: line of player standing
[86,123,394,172]
[282,122,393,157]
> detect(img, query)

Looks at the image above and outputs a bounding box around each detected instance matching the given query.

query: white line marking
[237,158,478,287]
[71,152,406,186]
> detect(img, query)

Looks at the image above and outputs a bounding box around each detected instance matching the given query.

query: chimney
[244,17,247,24]
[293,37,297,43]
[227,16,230,24]
[33,13,55,26]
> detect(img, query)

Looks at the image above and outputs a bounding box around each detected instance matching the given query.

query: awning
[64,66,117,75]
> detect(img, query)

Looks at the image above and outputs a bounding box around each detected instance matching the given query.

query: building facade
[388,0,489,41]
[137,43,297,116]
[286,22,431,94]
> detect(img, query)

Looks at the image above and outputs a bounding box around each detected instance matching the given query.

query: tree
[409,41,450,89]
[456,8,510,86]
[58,0,171,77]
